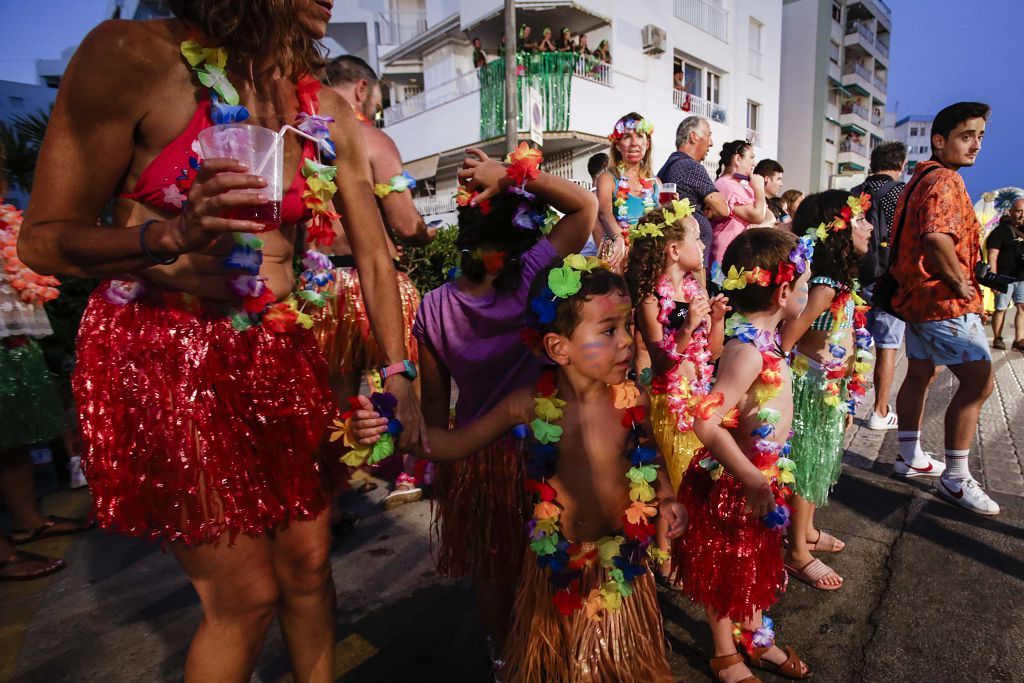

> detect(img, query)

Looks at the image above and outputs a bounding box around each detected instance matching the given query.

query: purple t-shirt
[412,239,558,426]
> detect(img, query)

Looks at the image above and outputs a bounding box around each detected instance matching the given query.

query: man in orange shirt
[889,102,998,516]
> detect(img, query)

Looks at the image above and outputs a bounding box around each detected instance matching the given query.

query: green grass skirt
[0,338,65,451]
[790,360,847,507]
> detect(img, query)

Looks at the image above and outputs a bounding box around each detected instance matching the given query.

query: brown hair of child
[721,228,799,314]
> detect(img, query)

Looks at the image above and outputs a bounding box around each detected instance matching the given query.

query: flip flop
[784,558,843,591]
[806,530,845,553]
[0,549,66,581]
[10,515,94,545]
[748,644,813,680]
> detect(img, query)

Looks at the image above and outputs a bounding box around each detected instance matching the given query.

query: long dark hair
[791,190,861,286]
[167,0,325,78]
[455,192,545,292]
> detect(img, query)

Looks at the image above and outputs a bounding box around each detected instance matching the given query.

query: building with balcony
[335,0,783,223]
[778,0,892,193]
[886,112,934,182]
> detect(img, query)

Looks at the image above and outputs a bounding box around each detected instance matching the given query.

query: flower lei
[608,116,653,142]
[720,233,816,291]
[0,204,60,305]
[525,369,668,618]
[613,168,656,236]
[373,172,417,199]
[179,41,337,333]
[329,387,403,469]
[627,198,694,242]
[806,193,871,243]
[734,615,776,652]
[694,315,795,530]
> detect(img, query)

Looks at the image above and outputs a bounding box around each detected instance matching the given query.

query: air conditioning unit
[642,25,667,56]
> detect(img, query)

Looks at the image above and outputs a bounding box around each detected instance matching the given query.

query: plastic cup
[197,124,284,232]
[659,182,678,205]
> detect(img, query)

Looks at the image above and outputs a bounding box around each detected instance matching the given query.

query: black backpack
[852,178,900,285]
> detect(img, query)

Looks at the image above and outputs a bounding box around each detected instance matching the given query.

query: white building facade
[334,0,783,222]
[885,113,933,182]
[778,0,892,193]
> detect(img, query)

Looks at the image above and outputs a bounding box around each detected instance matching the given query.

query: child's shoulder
[720,337,768,368]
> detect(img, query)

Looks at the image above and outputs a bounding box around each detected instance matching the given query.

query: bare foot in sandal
[806,528,845,552]
[10,515,92,546]
[0,536,66,581]
[710,652,761,683]
[749,643,812,680]
[784,555,843,590]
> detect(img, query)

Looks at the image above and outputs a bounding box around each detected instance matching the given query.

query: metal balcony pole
[504,0,517,155]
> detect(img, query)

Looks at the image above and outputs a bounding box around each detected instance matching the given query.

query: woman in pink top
[710,140,767,277]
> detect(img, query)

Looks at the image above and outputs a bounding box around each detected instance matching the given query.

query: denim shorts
[863,284,906,349]
[905,313,990,366]
[994,280,1024,311]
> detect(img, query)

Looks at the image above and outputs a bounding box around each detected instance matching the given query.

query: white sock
[943,448,970,480]
[897,431,923,463]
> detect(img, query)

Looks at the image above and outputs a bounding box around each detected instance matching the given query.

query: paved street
[3,332,1024,683]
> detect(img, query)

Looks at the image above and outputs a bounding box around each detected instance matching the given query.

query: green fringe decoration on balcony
[479,53,579,140]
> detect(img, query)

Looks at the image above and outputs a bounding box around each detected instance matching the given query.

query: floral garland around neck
[613,166,655,238]
[177,40,337,333]
[526,368,668,619]
[0,203,61,306]
[693,314,795,531]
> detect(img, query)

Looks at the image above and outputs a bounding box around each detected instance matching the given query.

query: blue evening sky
[0,0,1019,197]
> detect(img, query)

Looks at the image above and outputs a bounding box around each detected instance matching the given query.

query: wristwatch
[379,360,418,381]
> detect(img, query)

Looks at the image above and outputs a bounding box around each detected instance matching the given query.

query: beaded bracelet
[139,219,178,266]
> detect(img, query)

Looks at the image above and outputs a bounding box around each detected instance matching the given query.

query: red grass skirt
[73,284,337,545]
[672,452,787,622]
[431,434,529,582]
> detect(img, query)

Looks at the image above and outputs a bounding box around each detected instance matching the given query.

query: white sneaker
[893,453,945,478]
[68,456,88,489]
[935,475,1000,516]
[867,406,899,430]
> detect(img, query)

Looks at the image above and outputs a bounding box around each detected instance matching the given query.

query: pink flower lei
[653,272,713,433]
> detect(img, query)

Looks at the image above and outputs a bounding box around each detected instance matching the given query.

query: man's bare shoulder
[362,124,401,158]
[73,19,182,79]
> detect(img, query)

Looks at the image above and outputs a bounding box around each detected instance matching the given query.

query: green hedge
[400,224,460,295]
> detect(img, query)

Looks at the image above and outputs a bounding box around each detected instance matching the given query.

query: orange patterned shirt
[890,161,983,323]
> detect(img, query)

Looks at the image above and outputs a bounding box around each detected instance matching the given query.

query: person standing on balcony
[557,27,575,52]
[537,27,556,53]
[576,33,592,56]
[518,25,537,53]
[472,37,487,68]
[657,116,729,271]
[597,112,657,272]
[593,39,611,64]
[316,56,435,510]
[985,199,1024,351]
[753,159,785,227]
[889,102,999,516]
[709,140,767,282]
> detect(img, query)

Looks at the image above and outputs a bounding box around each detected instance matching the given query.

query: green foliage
[400,224,460,294]
[38,276,98,386]
[0,107,51,194]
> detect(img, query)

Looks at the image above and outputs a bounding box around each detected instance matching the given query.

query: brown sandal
[710,652,761,683]
[0,549,66,581]
[10,515,93,545]
[748,644,813,680]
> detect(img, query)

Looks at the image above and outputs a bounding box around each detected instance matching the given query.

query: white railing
[842,62,872,81]
[841,101,869,119]
[574,58,612,86]
[846,20,875,45]
[377,10,427,45]
[746,128,761,146]
[874,72,887,89]
[414,194,457,216]
[672,90,727,124]
[840,139,867,156]
[875,36,889,59]
[702,158,719,178]
[871,112,885,128]
[748,48,763,79]
[383,70,480,126]
[674,0,729,42]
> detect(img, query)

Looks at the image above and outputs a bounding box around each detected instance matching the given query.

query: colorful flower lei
[695,314,795,530]
[717,234,815,290]
[733,615,776,652]
[627,198,694,242]
[807,193,871,243]
[608,115,653,142]
[529,254,608,325]
[0,204,60,306]
[373,172,417,199]
[505,142,543,188]
[525,369,668,618]
[179,41,337,334]
[329,389,403,468]
[613,168,656,236]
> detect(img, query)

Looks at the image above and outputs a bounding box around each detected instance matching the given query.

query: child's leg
[654,509,672,578]
[739,611,811,678]
[475,578,516,667]
[784,495,843,589]
[706,607,756,683]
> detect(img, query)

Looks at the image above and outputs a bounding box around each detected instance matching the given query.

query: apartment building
[885,113,933,182]
[778,0,892,193]
[342,0,783,222]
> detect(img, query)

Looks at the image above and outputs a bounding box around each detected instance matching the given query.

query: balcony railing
[841,101,869,119]
[875,36,890,59]
[413,193,457,217]
[874,72,887,89]
[842,62,872,82]
[846,20,875,45]
[746,128,761,146]
[748,48,763,79]
[574,56,613,86]
[672,90,727,124]
[377,10,427,45]
[479,53,578,139]
[840,139,867,156]
[383,70,481,126]
[871,111,884,128]
[674,0,729,42]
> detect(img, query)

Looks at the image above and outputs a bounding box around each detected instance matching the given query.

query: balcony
[840,139,867,156]
[871,111,885,128]
[746,128,761,146]
[383,69,481,126]
[841,61,874,96]
[672,89,727,124]
[674,0,729,43]
[850,0,892,31]
[413,193,457,217]
[841,101,869,119]
[876,35,890,59]
[377,10,427,46]
[873,71,888,90]
[846,20,875,45]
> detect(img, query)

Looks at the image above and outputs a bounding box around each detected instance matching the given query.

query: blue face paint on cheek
[580,339,608,361]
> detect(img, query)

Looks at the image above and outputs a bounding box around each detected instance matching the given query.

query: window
[910,126,918,136]
[748,19,764,78]
[684,63,702,98]
[706,72,721,104]
[675,56,724,105]
[832,3,842,22]
[746,100,760,131]
[829,41,840,64]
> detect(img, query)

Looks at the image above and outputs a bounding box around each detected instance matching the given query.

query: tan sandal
[807,529,845,553]
[710,652,761,683]
[784,557,843,590]
[748,644,813,679]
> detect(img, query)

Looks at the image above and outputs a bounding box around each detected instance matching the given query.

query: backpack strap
[888,164,943,269]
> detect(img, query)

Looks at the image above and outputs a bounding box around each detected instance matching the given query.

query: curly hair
[455,191,546,291]
[167,0,325,78]
[722,228,799,314]
[716,139,753,179]
[791,190,861,287]
[624,208,694,305]
[527,266,629,339]
[608,112,654,178]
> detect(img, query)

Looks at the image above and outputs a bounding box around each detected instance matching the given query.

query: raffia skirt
[790,356,848,507]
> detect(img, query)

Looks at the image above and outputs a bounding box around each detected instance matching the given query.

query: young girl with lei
[382,146,593,668]
[595,112,658,273]
[353,260,686,682]
[778,190,874,592]
[676,228,814,683]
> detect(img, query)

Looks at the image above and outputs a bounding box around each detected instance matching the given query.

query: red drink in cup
[659,182,678,205]
[197,124,284,232]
